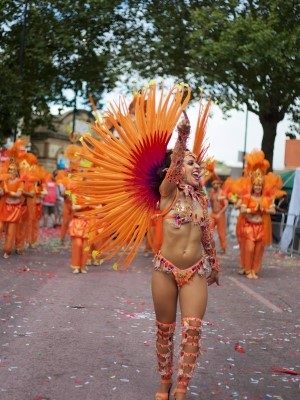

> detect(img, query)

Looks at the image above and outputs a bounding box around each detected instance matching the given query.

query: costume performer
[222,176,249,274]
[64,145,94,273]
[238,151,284,279]
[29,167,49,247]
[0,160,9,237]
[1,162,24,258]
[55,169,73,245]
[15,154,38,253]
[72,84,220,400]
[208,176,228,253]
[69,202,89,274]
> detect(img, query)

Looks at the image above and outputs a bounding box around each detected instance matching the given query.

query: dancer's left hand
[207,270,220,286]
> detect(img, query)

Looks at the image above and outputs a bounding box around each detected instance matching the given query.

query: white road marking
[228,277,283,313]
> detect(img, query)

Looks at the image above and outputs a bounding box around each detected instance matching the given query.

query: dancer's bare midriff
[159,192,204,269]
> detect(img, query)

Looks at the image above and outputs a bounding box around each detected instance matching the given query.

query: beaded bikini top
[166,184,205,228]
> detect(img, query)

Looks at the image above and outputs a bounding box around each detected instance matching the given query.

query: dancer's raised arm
[160,113,190,197]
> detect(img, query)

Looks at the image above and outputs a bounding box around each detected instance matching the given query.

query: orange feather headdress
[244,150,269,185]
[7,139,27,164]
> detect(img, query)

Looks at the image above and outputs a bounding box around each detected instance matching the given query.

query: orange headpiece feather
[244,150,269,185]
[192,99,211,163]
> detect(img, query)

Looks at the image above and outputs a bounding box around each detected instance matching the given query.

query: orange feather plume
[192,99,211,163]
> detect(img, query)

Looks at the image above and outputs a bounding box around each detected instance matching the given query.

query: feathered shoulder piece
[30,165,51,183]
[263,172,286,199]
[73,83,191,266]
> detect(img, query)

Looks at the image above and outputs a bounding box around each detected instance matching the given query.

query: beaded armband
[165,122,190,184]
[199,194,220,272]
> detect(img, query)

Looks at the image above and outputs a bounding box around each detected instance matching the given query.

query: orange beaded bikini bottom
[153,252,208,287]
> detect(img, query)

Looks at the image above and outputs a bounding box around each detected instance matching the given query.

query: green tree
[119,0,300,169]
[0,0,122,141]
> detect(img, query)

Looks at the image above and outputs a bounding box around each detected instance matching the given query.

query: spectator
[42,176,59,227]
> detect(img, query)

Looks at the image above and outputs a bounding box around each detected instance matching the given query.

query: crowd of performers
[0,141,48,258]
[203,151,285,280]
[0,141,98,272]
[0,83,285,400]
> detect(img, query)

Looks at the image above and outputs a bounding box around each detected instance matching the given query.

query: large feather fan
[73,83,191,266]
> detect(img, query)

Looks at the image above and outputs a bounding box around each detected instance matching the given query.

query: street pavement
[0,229,299,400]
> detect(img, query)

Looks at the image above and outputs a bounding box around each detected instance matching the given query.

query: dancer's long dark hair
[151,150,173,201]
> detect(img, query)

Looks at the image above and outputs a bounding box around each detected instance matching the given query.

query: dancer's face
[252,183,262,195]
[212,181,221,190]
[8,165,18,178]
[182,154,201,187]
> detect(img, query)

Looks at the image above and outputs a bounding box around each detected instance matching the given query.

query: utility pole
[69,91,78,143]
[72,91,77,134]
[242,106,249,170]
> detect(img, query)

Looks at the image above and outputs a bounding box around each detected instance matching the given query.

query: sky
[51,93,289,171]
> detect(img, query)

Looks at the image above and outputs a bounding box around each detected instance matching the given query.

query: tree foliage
[118,0,300,168]
[0,0,123,140]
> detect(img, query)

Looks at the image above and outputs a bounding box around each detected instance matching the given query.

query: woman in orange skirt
[30,179,47,247]
[15,176,36,254]
[239,151,284,279]
[1,163,24,258]
[60,195,73,244]
[0,173,6,237]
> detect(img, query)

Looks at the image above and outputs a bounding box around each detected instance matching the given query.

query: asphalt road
[0,231,299,400]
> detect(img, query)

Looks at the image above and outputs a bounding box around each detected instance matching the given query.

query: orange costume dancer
[0,182,4,234]
[0,163,8,236]
[239,150,284,279]
[15,155,38,253]
[30,167,48,247]
[64,145,94,272]
[56,169,73,244]
[60,196,72,243]
[20,154,40,249]
[1,163,24,258]
[208,177,228,253]
[32,181,44,246]
[69,203,89,274]
[72,84,220,400]
[223,176,250,274]
[15,178,35,254]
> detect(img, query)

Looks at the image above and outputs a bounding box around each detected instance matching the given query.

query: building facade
[31,110,94,171]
